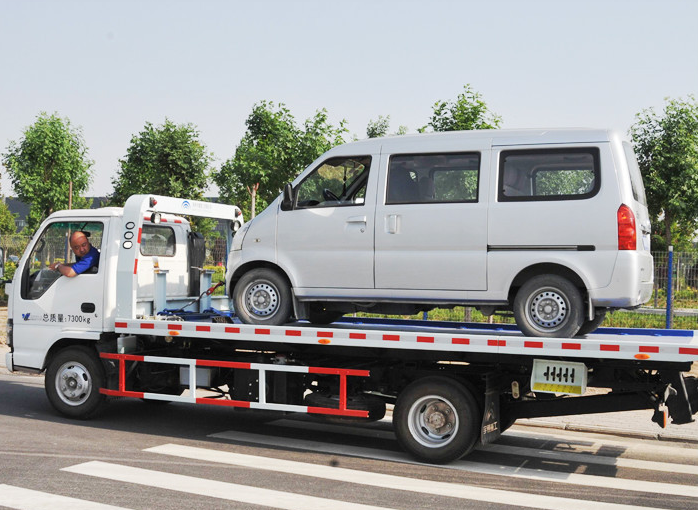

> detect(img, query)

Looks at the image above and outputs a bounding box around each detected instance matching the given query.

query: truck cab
[5,195,242,373]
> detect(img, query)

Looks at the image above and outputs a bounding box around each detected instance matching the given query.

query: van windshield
[623,142,647,206]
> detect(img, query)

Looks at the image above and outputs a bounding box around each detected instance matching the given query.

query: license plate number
[531,360,587,395]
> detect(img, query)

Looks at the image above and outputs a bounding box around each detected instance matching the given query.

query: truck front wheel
[233,268,292,325]
[393,377,480,464]
[45,346,106,419]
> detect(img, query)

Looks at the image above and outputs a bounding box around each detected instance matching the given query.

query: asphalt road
[0,371,697,510]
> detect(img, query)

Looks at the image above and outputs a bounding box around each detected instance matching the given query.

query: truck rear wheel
[514,274,584,338]
[233,268,292,325]
[393,377,480,464]
[45,346,105,419]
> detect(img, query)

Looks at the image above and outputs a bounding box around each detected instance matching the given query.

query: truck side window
[21,221,104,300]
[141,225,176,256]
[499,148,600,201]
[386,153,480,204]
[295,156,371,208]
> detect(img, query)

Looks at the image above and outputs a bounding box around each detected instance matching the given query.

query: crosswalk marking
[210,429,696,497]
[271,418,698,473]
[62,461,393,510]
[0,484,130,510]
[144,443,670,510]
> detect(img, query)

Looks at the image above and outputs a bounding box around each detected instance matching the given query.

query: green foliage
[109,119,213,233]
[630,96,698,250]
[110,119,212,205]
[1,112,93,232]
[0,201,17,235]
[367,115,391,138]
[423,84,502,132]
[215,102,347,217]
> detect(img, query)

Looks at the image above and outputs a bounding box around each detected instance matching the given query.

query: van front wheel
[514,275,583,338]
[233,268,292,325]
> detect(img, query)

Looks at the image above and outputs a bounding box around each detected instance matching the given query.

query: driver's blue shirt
[72,245,100,275]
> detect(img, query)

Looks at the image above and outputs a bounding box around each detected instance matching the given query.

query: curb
[515,419,698,444]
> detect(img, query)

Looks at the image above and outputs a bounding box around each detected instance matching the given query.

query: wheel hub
[529,290,567,329]
[56,363,91,405]
[246,282,279,317]
[408,396,459,447]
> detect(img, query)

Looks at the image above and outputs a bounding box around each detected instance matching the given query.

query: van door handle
[386,214,398,234]
[346,216,367,224]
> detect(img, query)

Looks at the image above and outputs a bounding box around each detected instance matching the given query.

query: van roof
[325,128,616,155]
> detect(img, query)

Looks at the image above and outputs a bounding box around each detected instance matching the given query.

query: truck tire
[514,275,584,338]
[45,346,106,419]
[393,376,480,464]
[233,268,292,325]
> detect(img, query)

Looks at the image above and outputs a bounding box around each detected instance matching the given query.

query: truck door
[375,151,489,291]
[12,220,105,368]
[277,155,375,290]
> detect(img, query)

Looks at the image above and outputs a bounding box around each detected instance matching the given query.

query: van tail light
[617,204,637,250]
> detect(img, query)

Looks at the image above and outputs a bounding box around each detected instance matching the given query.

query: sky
[0,0,697,197]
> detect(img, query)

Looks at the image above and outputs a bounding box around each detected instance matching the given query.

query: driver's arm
[49,262,78,278]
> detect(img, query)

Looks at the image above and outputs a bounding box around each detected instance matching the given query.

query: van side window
[386,153,480,204]
[295,156,371,208]
[499,148,600,201]
[141,225,176,256]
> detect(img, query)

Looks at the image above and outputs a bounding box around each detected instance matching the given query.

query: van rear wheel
[233,268,292,325]
[514,275,584,338]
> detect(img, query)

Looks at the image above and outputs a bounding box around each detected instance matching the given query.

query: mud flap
[666,374,697,425]
[481,372,502,445]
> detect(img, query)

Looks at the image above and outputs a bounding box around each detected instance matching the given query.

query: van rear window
[623,142,647,206]
[499,148,600,202]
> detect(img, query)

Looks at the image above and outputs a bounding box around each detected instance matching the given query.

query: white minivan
[225,129,653,337]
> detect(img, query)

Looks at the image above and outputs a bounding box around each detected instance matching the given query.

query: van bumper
[589,252,653,308]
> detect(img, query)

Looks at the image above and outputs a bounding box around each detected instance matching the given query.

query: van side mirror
[280,183,294,211]
[0,248,4,279]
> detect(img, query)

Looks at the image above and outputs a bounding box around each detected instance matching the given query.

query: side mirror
[280,183,294,211]
[0,248,4,279]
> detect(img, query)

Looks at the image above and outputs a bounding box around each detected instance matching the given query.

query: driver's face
[70,235,90,258]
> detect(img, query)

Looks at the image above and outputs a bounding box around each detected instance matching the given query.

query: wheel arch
[229,261,293,297]
[508,263,588,305]
[43,338,98,371]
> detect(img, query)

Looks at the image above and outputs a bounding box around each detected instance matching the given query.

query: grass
[357,306,698,331]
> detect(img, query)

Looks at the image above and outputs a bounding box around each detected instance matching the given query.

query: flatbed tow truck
[4,195,697,464]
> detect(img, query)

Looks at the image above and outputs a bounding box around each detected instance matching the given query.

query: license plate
[531,360,587,395]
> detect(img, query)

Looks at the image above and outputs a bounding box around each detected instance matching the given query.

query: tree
[423,84,502,132]
[0,200,16,236]
[110,119,212,206]
[366,115,408,138]
[629,96,698,250]
[367,115,390,138]
[215,102,347,217]
[2,112,93,232]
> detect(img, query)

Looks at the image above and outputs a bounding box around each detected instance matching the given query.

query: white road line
[270,418,697,473]
[0,484,130,510]
[61,461,393,510]
[145,443,668,510]
[210,430,696,497]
